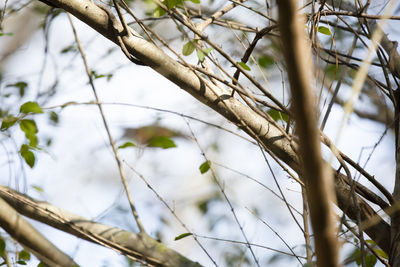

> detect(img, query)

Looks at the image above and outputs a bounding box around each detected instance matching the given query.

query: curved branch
[0,197,77,266]
[0,186,202,267]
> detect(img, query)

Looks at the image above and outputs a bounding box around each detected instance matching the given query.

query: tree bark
[277,1,339,266]
[0,186,203,267]
[0,197,77,266]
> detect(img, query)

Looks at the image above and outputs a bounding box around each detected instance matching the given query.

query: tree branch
[277,1,339,265]
[0,186,202,267]
[0,196,77,266]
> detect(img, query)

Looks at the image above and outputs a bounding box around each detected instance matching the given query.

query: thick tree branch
[0,197,77,266]
[0,186,202,267]
[277,1,339,266]
[37,0,391,255]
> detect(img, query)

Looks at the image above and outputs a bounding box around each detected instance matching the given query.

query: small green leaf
[258,55,274,68]
[0,237,6,255]
[91,71,105,79]
[153,6,166,17]
[197,50,205,62]
[197,199,209,214]
[187,0,200,3]
[1,116,18,131]
[183,41,196,56]
[7,81,27,97]
[37,263,46,267]
[18,250,30,261]
[199,161,210,174]
[365,254,377,267]
[49,111,59,125]
[32,185,44,192]
[60,45,76,54]
[317,26,331,36]
[267,109,288,122]
[0,32,14,37]
[166,0,177,8]
[20,144,35,168]
[197,48,213,62]
[324,64,340,80]
[16,260,27,265]
[118,141,136,149]
[147,136,176,149]
[19,119,39,147]
[237,62,251,71]
[174,233,193,241]
[374,249,388,259]
[106,74,113,81]
[20,102,43,114]
[20,120,38,134]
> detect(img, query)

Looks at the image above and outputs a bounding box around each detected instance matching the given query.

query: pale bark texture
[0,196,77,266]
[0,186,202,267]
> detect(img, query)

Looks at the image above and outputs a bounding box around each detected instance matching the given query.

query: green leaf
[0,237,5,255]
[365,254,377,267]
[37,263,47,267]
[237,62,251,71]
[1,116,18,131]
[18,250,31,261]
[197,50,205,62]
[20,144,35,168]
[19,119,39,147]
[199,161,210,174]
[118,141,136,149]
[267,109,288,122]
[258,55,274,68]
[32,185,44,192]
[106,74,113,81]
[16,260,27,265]
[7,81,27,97]
[197,48,213,62]
[60,45,76,54]
[0,32,14,37]
[187,0,200,3]
[49,111,59,125]
[153,6,166,17]
[91,71,105,79]
[374,249,388,259]
[197,199,210,214]
[147,136,176,149]
[324,64,340,80]
[20,102,43,114]
[183,41,196,56]
[174,233,193,241]
[20,120,38,134]
[317,26,332,36]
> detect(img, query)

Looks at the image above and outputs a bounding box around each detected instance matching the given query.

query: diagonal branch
[0,186,202,267]
[0,197,77,266]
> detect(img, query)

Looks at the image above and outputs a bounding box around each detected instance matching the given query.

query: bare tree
[0,0,398,266]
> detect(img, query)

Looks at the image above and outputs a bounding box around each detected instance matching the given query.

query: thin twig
[67,13,145,233]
